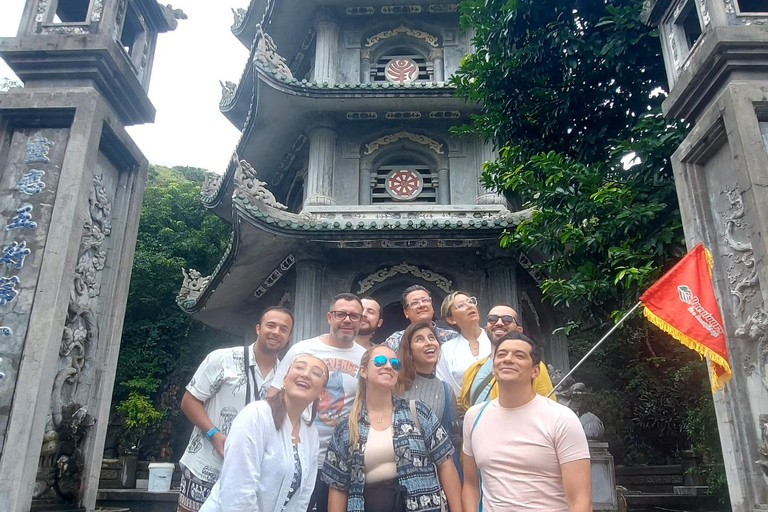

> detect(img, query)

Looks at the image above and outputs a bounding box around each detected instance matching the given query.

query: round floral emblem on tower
[386,169,423,200]
[385,58,419,84]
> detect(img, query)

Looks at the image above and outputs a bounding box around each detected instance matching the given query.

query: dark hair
[492,331,542,366]
[260,306,294,326]
[329,293,363,311]
[397,321,438,393]
[266,356,329,430]
[400,285,430,309]
[360,296,382,313]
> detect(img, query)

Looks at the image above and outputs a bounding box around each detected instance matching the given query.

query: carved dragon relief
[200,172,223,202]
[178,269,212,304]
[253,24,293,81]
[722,185,768,389]
[232,154,287,211]
[364,131,444,155]
[365,25,440,47]
[36,174,109,499]
[357,262,453,294]
[219,80,237,107]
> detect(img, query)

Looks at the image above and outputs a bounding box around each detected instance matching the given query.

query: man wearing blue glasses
[269,292,367,512]
[384,284,459,353]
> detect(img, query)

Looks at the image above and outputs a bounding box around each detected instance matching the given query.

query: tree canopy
[453,0,725,493]
[112,165,234,459]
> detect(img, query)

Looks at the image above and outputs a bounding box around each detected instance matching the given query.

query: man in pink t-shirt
[462,332,591,512]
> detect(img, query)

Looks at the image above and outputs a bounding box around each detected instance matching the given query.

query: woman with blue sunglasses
[322,345,462,512]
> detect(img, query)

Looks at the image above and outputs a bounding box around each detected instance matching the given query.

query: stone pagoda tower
[0,1,180,510]
[178,0,569,371]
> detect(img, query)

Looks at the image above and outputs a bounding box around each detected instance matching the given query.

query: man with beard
[178,307,293,512]
[458,304,555,415]
[384,284,459,353]
[268,293,366,512]
[354,297,383,349]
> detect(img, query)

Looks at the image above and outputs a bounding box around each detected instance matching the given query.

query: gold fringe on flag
[643,307,732,392]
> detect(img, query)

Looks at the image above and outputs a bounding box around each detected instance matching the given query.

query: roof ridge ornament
[365,25,440,48]
[364,131,444,155]
[253,24,294,81]
[177,268,212,307]
[232,154,287,211]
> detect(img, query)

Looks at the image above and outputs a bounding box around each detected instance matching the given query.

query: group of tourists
[176,286,592,512]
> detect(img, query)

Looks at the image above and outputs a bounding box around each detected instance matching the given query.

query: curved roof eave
[178,196,532,320]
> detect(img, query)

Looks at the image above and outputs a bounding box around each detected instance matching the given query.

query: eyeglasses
[372,355,401,372]
[407,296,432,309]
[487,314,518,325]
[330,311,362,322]
[290,361,327,381]
[454,296,478,311]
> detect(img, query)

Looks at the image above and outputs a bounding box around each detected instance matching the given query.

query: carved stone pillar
[359,160,373,205]
[431,48,445,82]
[0,3,177,511]
[361,50,372,84]
[437,168,450,205]
[642,3,768,508]
[476,139,505,205]
[293,254,325,343]
[304,124,336,207]
[313,17,339,85]
[484,253,520,314]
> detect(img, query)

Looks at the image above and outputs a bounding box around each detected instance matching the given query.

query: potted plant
[115,392,163,488]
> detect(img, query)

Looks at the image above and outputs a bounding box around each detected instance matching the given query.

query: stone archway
[353,262,454,343]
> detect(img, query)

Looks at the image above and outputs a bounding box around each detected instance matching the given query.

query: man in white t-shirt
[268,293,366,512]
[462,332,591,512]
[177,307,293,512]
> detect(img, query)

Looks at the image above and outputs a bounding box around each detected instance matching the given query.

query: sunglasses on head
[372,355,401,372]
[487,314,518,325]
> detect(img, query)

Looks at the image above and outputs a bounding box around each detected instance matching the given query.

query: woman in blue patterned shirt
[321,345,462,512]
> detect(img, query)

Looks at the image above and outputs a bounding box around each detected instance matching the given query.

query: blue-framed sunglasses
[372,355,401,372]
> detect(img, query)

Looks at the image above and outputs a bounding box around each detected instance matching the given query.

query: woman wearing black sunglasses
[321,345,462,512]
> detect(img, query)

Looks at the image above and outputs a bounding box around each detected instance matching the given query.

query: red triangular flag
[640,243,731,391]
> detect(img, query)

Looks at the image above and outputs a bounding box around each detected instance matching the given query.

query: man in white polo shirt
[177,307,293,512]
[462,331,591,512]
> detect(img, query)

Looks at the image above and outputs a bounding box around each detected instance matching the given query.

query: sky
[0,0,248,174]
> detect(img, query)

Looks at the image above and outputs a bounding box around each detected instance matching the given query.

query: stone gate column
[0,2,179,510]
[643,2,768,509]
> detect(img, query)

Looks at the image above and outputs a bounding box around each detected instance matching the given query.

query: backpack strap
[470,400,491,512]
[409,399,421,432]
[469,359,496,406]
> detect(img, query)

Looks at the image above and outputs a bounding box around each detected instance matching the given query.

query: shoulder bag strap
[244,344,251,406]
[470,362,496,406]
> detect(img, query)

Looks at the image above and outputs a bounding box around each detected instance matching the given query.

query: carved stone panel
[0,128,68,456]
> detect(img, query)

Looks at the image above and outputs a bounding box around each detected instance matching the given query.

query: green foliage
[113,165,234,459]
[454,0,725,484]
[115,392,163,453]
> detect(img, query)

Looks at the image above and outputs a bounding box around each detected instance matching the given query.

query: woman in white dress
[435,291,492,395]
[200,354,329,512]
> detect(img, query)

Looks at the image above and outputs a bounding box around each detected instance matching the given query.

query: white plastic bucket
[147,462,175,492]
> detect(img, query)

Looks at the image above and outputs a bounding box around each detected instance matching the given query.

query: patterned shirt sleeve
[321,420,352,491]
[186,351,223,402]
[415,400,454,465]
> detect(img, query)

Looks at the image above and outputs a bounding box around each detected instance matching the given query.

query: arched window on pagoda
[360,26,444,84]
[373,156,436,203]
[359,138,450,205]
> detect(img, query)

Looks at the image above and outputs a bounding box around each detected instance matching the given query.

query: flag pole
[547,301,643,398]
